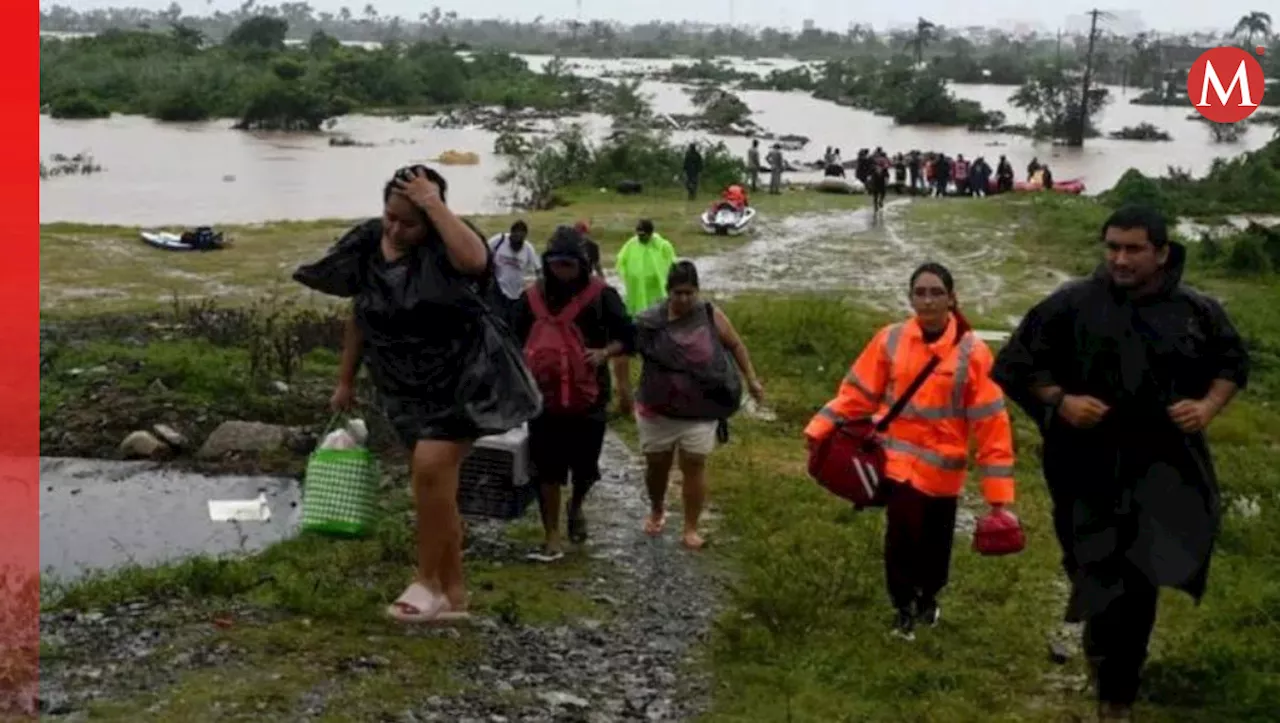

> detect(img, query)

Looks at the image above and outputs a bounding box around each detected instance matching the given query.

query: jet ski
[700,202,757,236]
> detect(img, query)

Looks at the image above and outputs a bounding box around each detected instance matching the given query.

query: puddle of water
[694,199,916,305]
[39,457,301,583]
[605,197,1070,327]
[1176,214,1280,241]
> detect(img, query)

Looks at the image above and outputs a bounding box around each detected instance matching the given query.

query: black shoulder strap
[494,234,506,253]
[874,355,942,432]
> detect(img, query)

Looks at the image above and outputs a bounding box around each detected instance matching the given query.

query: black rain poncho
[293,218,541,446]
[991,242,1249,616]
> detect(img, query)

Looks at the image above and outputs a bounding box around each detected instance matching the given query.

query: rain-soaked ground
[43,198,1033,583]
[625,198,1058,328]
[39,434,718,721]
[39,200,1041,718]
[40,458,302,582]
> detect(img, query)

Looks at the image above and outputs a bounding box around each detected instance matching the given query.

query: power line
[1074,9,1114,147]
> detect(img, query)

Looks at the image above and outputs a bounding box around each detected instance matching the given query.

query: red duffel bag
[807,355,940,508]
[973,508,1026,556]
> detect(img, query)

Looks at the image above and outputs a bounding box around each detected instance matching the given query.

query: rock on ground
[196,420,305,459]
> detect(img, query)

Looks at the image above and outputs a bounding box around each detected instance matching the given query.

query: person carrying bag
[803,262,1020,641]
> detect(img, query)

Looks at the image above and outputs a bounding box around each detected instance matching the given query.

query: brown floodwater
[39,54,1272,226]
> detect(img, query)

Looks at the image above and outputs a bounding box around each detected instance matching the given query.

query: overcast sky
[49,0,1267,35]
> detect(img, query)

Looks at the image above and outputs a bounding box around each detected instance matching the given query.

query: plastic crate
[458,424,535,520]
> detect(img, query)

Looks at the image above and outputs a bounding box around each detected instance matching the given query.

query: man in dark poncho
[990,204,1249,721]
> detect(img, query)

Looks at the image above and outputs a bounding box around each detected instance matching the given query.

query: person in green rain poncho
[615,219,677,316]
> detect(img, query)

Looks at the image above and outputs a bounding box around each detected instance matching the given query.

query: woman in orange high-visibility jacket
[804,262,1016,641]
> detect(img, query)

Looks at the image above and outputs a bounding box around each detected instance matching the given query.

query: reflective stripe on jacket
[803,314,1016,504]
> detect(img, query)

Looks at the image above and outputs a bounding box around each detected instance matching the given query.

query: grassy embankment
[38,187,865,720]
[40,189,1279,720]
[678,195,1280,722]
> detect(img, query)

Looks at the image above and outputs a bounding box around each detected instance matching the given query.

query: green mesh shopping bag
[300,416,381,538]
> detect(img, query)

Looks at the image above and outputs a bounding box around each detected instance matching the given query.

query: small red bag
[808,355,941,508]
[973,508,1026,556]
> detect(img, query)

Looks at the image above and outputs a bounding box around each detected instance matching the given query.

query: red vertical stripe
[0,3,41,715]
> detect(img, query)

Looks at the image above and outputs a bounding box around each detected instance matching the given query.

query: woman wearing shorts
[632,261,764,549]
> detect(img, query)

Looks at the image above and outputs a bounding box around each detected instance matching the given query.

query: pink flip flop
[386,582,462,624]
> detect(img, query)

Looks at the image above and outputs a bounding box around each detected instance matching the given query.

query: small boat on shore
[140,226,228,252]
[814,176,865,194]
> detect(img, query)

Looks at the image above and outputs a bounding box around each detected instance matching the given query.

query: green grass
[39,191,1280,719]
[39,187,867,315]
[674,196,1280,722]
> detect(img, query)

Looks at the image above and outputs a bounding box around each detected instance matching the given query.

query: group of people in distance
[293,164,1249,723]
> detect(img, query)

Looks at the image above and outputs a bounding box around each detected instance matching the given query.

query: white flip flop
[386,581,449,623]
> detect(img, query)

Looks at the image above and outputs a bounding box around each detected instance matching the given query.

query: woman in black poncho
[293,165,538,623]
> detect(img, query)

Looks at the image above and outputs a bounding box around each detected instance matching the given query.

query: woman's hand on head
[393,167,444,211]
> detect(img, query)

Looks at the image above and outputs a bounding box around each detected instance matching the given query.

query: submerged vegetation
[810,58,1002,129]
[41,4,1280,88]
[493,125,744,210]
[1104,136,1280,217]
[41,7,1280,142]
[39,20,600,130]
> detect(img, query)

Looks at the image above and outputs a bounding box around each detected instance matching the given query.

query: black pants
[685,174,699,200]
[884,481,959,611]
[1083,573,1159,706]
[490,293,519,331]
[1046,479,1084,623]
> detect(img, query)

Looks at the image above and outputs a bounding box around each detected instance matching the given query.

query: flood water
[40,457,301,582]
[39,53,1270,225]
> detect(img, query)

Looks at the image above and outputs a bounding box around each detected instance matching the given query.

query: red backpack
[523,278,607,414]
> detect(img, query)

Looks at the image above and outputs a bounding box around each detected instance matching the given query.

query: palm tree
[1232,11,1272,48]
[910,17,938,65]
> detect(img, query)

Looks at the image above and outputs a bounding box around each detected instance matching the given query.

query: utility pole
[1073,9,1106,147]
[1056,28,1062,66]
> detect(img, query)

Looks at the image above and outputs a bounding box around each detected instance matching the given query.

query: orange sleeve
[804,325,893,443]
[964,341,1016,505]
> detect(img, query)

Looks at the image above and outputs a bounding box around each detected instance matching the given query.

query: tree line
[40,5,1277,89]
[39,18,603,130]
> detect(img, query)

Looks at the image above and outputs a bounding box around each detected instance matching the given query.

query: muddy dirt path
[428,434,718,722]
[691,199,1018,318]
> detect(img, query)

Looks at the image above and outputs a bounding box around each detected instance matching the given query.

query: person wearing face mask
[488,220,541,323]
[511,226,635,561]
[991,205,1249,722]
[804,262,1016,642]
